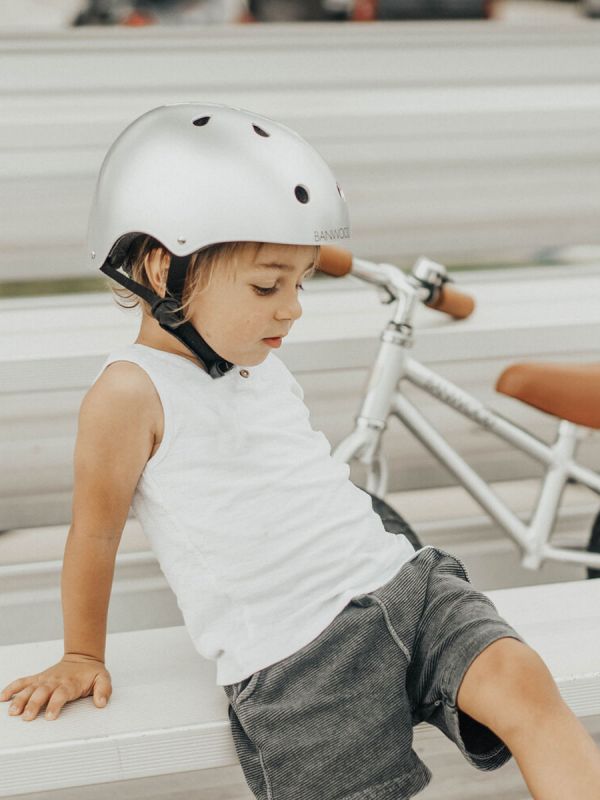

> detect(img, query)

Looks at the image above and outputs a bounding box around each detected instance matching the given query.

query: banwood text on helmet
[87,102,351,378]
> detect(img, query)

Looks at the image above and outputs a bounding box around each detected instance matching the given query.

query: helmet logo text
[314,227,350,242]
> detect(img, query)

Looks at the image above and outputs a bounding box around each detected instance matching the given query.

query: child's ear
[144,249,169,297]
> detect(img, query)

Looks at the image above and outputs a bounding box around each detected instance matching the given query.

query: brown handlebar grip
[426,284,475,319]
[317,245,353,277]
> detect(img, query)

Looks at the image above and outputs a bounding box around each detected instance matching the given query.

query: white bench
[1,578,599,797]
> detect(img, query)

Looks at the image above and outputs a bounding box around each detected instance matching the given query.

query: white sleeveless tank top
[92,343,417,685]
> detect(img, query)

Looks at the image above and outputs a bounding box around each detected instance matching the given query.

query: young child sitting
[2,102,599,800]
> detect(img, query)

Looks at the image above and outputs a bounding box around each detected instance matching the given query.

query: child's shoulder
[82,358,163,439]
[91,358,157,399]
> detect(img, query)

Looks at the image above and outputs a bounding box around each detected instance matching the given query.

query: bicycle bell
[411,256,450,304]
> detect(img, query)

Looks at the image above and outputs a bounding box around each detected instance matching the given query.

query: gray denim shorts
[223,546,526,800]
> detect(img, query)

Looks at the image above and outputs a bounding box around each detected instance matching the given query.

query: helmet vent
[295,185,310,204]
[252,124,270,137]
[337,183,345,200]
[192,116,211,127]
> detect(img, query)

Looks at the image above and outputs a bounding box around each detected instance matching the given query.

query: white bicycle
[317,245,600,578]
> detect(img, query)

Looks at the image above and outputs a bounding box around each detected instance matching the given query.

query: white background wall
[2,21,600,283]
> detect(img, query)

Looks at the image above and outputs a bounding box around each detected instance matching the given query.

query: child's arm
[0,362,158,721]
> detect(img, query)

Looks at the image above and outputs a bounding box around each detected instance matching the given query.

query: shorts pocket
[232,668,263,705]
[350,592,372,607]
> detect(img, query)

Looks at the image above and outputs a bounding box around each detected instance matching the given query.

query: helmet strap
[99,254,235,379]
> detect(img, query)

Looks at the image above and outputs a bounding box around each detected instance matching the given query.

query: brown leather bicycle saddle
[496,362,600,429]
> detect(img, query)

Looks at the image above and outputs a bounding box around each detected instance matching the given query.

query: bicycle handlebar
[318,245,475,320]
[317,245,353,277]
[425,282,475,319]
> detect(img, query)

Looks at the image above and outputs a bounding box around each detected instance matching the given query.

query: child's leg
[456,636,600,800]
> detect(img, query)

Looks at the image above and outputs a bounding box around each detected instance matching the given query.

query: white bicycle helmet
[87,102,351,377]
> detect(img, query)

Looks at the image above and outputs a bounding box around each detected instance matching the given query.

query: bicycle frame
[332,315,600,571]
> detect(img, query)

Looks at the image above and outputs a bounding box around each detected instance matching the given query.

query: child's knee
[457,637,562,743]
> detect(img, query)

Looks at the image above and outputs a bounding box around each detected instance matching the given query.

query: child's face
[188,243,316,367]
[138,242,316,368]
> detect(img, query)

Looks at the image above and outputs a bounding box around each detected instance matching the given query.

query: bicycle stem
[351,257,431,329]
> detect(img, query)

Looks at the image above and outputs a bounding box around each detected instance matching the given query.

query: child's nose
[275,295,303,322]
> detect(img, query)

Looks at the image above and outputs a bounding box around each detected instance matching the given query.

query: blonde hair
[109,237,319,328]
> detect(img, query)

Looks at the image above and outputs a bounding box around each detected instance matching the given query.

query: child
[2,103,599,800]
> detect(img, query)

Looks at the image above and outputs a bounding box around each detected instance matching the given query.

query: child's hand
[0,654,112,721]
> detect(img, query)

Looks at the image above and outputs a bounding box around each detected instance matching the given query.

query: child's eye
[252,284,305,296]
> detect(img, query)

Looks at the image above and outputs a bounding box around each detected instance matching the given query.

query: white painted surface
[2,22,600,279]
[1,576,598,797]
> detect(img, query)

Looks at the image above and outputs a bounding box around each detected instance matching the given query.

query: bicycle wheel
[586,509,600,579]
[358,486,423,550]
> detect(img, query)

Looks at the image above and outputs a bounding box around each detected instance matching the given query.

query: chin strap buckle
[100,255,235,379]
[150,296,182,327]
